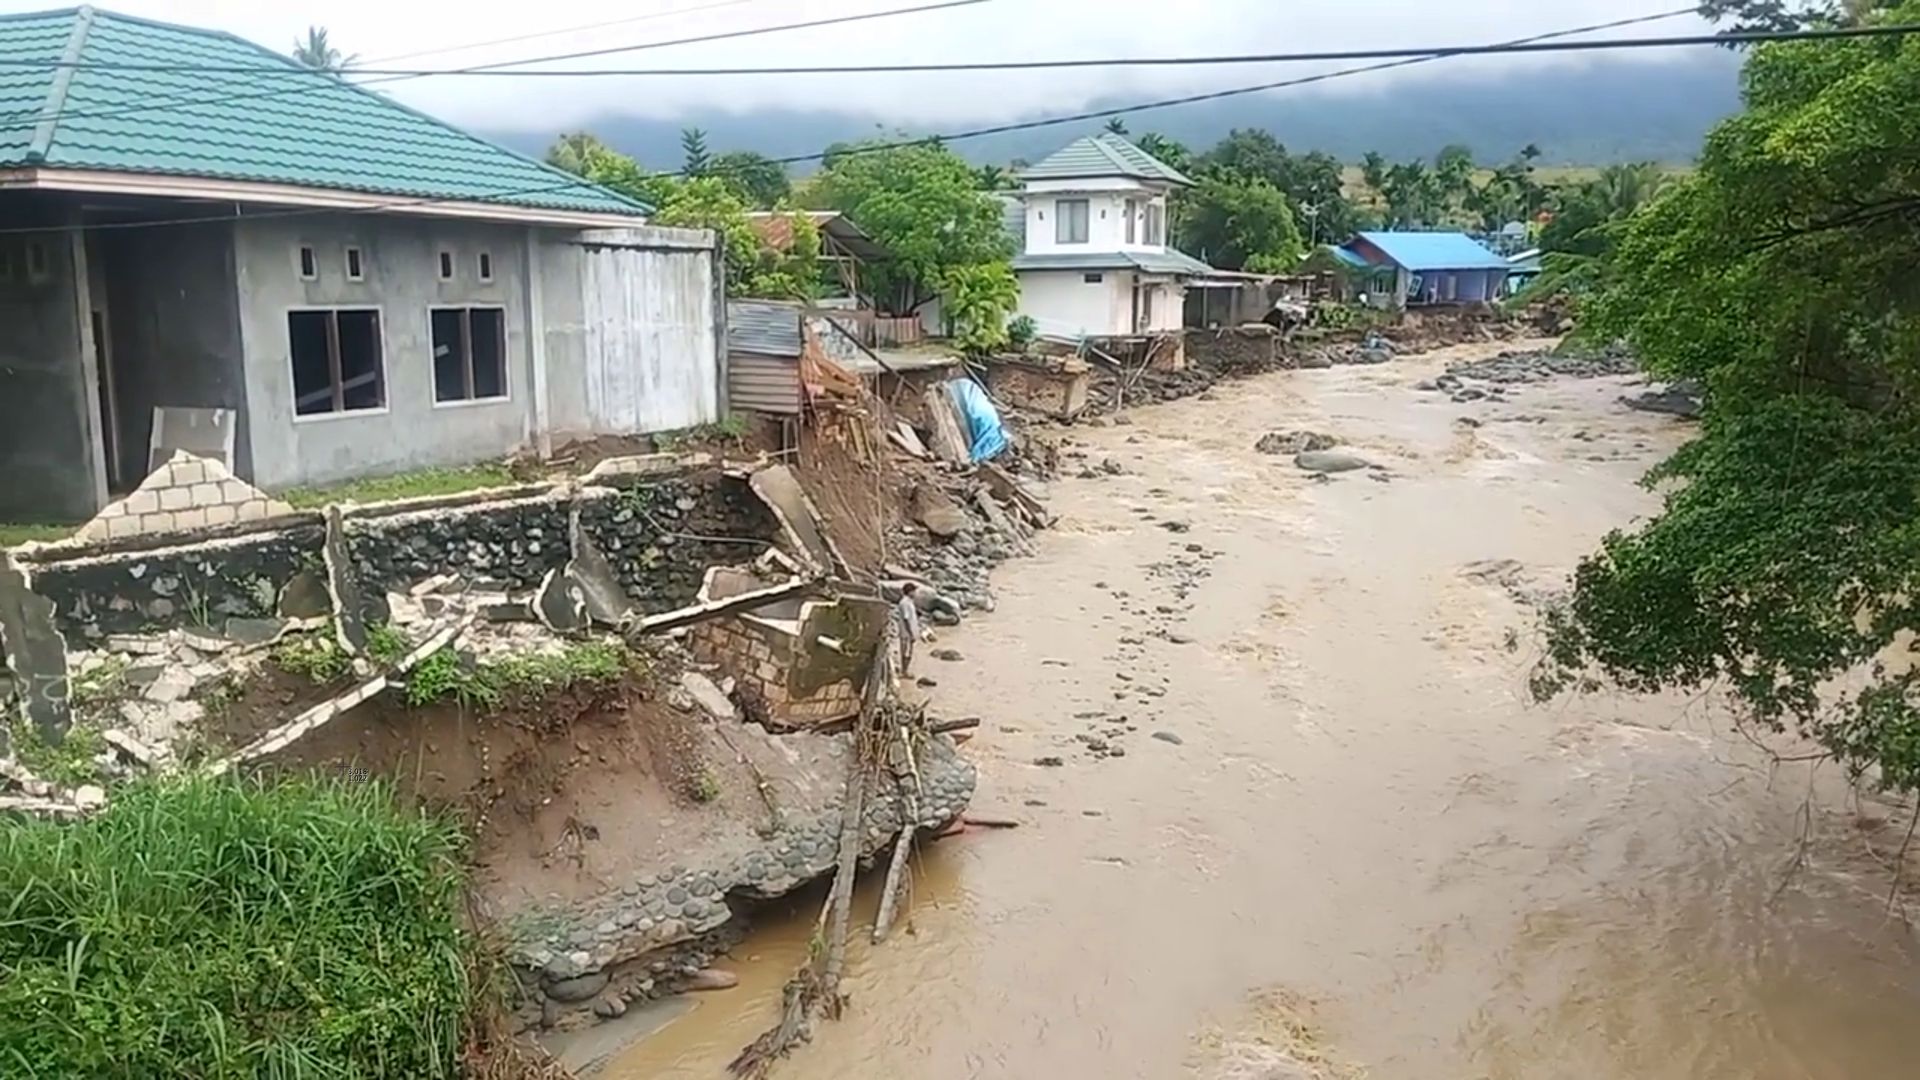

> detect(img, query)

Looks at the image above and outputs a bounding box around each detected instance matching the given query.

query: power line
[12,21,1916,78]
[369,0,774,65]
[0,5,1829,238]
[0,1,991,130]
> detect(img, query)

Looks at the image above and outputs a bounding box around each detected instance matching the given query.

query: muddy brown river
[601,341,1920,1079]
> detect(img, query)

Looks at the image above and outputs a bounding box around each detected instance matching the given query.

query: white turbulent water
[604,341,1920,1080]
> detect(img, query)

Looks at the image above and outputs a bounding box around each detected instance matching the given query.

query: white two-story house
[1009,133,1211,340]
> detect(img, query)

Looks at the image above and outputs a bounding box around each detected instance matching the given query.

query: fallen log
[928,717,982,735]
[962,814,1022,830]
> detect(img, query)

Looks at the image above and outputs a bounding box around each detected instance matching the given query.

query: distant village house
[1330,231,1515,309]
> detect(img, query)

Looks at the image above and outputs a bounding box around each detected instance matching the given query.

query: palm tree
[1592,162,1670,218]
[1104,118,1129,136]
[291,26,354,72]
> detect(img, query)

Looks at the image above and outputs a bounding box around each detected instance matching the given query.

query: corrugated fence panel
[728,352,800,415]
[582,244,719,434]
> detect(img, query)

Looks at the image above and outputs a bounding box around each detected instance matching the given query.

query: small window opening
[288,309,384,416]
[438,251,454,280]
[477,252,493,282]
[297,245,317,280]
[1083,273,1104,284]
[25,241,49,282]
[431,307,508,403]
[344,246,364,281]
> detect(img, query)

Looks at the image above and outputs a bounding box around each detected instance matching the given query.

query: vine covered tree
[1533,0,1920,792]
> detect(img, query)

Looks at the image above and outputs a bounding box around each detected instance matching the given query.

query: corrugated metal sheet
[581,241,720,433]
[729,352,800,415]
[1351,232,1510,272]
[728,301,803,357]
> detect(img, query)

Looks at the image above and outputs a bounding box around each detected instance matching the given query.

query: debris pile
[1255,430,1339,456]
[1440,346,1637,385]
[1621,380,1704,420]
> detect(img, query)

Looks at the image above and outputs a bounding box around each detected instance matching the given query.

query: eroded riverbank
[603,340,1920,1079]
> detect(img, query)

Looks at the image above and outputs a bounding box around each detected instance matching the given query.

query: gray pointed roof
[1018,133,1193,186]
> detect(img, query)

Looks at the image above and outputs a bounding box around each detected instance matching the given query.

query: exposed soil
[248,660,730,913]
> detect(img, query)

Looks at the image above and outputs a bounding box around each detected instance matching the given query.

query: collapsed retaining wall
[15,464,780,648]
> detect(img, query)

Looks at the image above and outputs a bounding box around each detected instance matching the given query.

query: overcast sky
[5,0,1715,130]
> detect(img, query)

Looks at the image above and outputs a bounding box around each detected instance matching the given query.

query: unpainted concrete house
[0,7,724,525]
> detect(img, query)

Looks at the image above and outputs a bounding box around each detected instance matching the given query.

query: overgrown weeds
[281,463,518,509]
[0,775,476,1077]
[403,641,630,710]
[4,719,103,787]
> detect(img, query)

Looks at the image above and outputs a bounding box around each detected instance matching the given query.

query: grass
[651,413,750,453]
[281,463,518,509]
[5,719,104,787]
[270,627,353,684]
[403,641,631,711]
[0,522,76,548]
[0,775,476,1078]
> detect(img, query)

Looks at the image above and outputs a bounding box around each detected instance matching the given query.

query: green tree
[1533,0,1920,793]
[653,178,819,299]
[810,141,1011,315]
[710,150,790,207]
[680,128,712,177]
[543,132,675,207]
[1178,174,1304,272]
[290,26,354,72]
[1104,118,1130,135]
[1136,133,1192,176]
[939,261,1021,355]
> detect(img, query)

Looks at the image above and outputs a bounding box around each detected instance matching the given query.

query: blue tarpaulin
[946,378,1008,462]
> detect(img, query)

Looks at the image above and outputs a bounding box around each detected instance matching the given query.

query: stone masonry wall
[21,467,783,646]
[688,606,868,731]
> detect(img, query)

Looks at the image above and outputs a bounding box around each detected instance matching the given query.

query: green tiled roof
[1018,133,1193,186]
[0,6,648,218]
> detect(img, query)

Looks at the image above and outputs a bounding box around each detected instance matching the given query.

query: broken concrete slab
[748,465,842,575]
[223,616,287,648]
[0,551,70,744]
[1294,450,1372,474]
[678,672,738,722]
[911,483,970,541]
[568,509,634,627]
[534,567,590,635]
[322,507,372,654]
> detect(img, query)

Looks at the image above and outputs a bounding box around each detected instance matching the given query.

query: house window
[25,241,49,283]
[1055,198,1089,244]
[477,251,493,282]
[297,246,317,280]
[344,246,364,281]
[431,307,507,403]
[288,309,384,416]
[1083,273,1104,284]
[438,251,454,281]
[1124,197,1138,244]
[1145,203,1166,246]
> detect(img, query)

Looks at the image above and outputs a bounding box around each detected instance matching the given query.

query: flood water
[604,341,1920,1079]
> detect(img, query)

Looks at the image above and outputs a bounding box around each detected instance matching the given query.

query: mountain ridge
[483,52,1743,170]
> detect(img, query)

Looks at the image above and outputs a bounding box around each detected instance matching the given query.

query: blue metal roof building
[1340,231,1513,307]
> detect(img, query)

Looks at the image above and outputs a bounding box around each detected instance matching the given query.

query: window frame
[476,251,494,283]
[285,306,388,423]
[437,250,455,281]
[1054,197,1090,245]
[344,245,365,282]
[428,304,511,408]
[1144,201,1166,246]
[297,245,318,281]
[1082,272,1104,284]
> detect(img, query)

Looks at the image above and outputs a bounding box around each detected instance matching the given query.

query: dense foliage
[1179,173,1304,272]
[1534,1,1920,791]
[0,777,474,1077]
[808,141,1012,315]
[545,133,820,299]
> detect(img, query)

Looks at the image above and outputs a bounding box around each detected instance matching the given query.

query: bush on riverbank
[0,776,476,1078]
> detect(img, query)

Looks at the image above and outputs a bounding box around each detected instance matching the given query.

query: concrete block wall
[73,452,294,543]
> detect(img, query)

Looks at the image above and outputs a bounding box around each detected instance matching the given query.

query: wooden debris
[981,462,1053,527]
[928,717,981,735]
[973,491,1035,557]
[961,815,1022,830]
[921,385,971,466]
